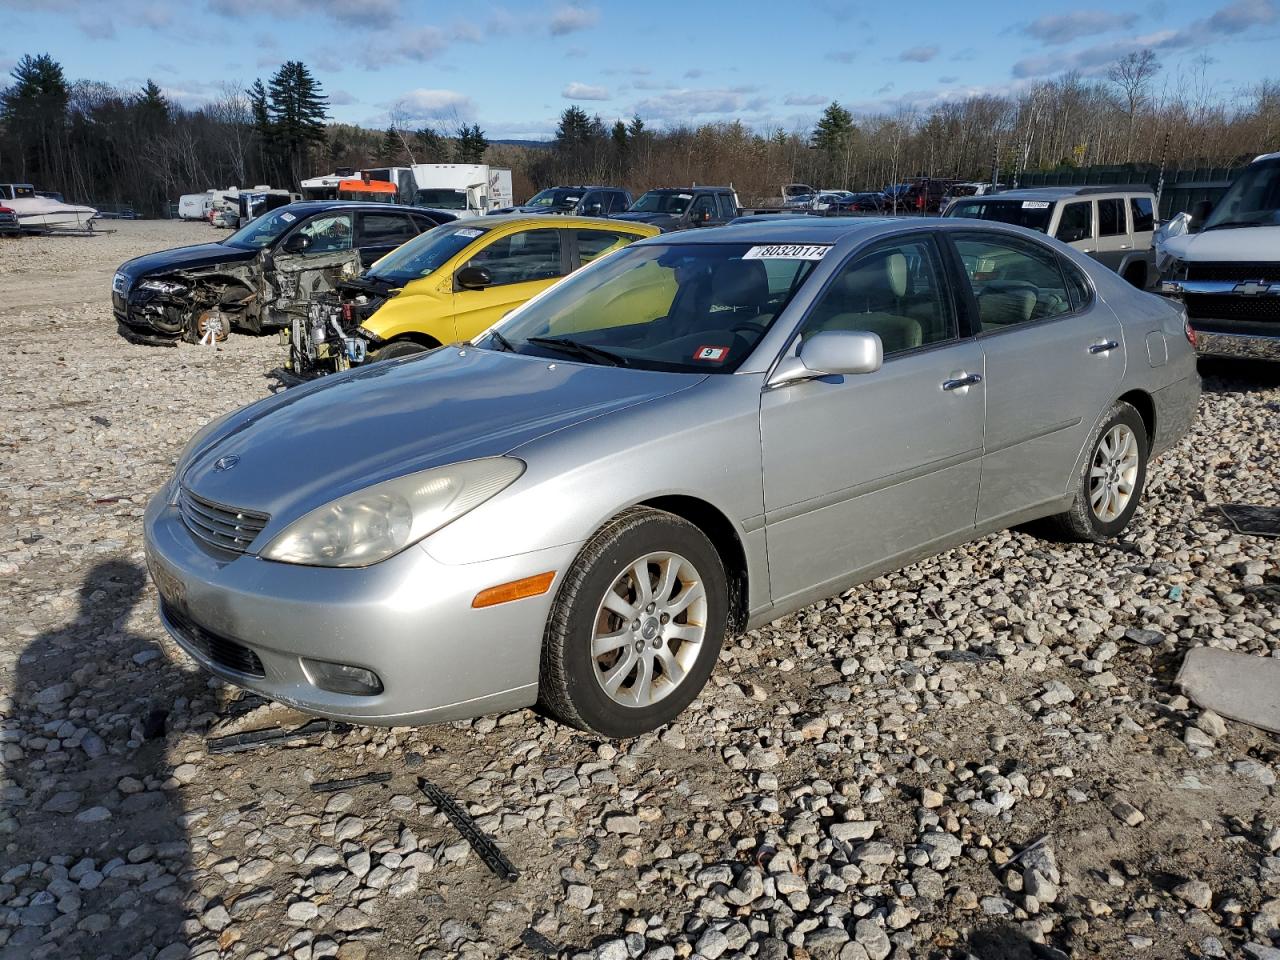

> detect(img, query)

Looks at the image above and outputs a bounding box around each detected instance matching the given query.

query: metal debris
[206,718,350,755]
[419,777,519,882]
[1218,503,1280,538]
[309,772,392,793]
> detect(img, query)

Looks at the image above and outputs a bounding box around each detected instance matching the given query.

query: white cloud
[207,0,401,28]
[329,89,357,105]
[898,45,939,62]
[633,87,770,120]
[371,26,448,66]
[549,4,598,35]
[396,88,475,122]
[562,82,610,100]
[1022,10,1137,45]
[784,94,828,106]
[77,14,116,38]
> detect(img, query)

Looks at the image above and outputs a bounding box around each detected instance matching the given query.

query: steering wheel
[730,319,768,338]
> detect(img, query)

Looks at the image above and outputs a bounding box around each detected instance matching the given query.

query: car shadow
[1199,356,1280,392]
[2,560,205,959]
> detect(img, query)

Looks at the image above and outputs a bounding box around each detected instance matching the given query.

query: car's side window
[953,234,1073,332]
[360,212,417,247]
[690,195,717,222]
[1130,197,1155,233]
[1060,256,1094,311]
[575,229,640,264]
[409,213,439,232]
[610,192,630,213]
[802,236,956,357]
[296,213,353,253]
[464,228,564,286]
[717,193,737,220]
[1055,202,1092,243]
[1098,198,1126,237]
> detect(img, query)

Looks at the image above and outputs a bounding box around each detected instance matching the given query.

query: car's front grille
[179,488,269,553]
[162,602,266,677]
[1184,293,1280,324]
[1186,262,1280,283]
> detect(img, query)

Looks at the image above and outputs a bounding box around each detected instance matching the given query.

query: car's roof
[467,213,661,234]
[640,186,734,194]
[964,186,1154,201]
[280,199,451,214]
[639,216,900,245]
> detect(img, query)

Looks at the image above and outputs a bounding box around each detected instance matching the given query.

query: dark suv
[612,187,740,232]
[497,186,632,217]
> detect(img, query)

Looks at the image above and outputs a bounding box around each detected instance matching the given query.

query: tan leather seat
[977,286,1036,329]
[808,252,923,353]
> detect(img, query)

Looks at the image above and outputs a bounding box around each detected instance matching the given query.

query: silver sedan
[144,217,1200,737]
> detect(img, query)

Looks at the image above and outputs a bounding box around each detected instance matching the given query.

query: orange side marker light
[472,571,556,608]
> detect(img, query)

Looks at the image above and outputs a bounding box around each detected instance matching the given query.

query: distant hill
[491,139,553,149]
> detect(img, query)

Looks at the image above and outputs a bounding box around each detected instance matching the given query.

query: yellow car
[354,215,660,360]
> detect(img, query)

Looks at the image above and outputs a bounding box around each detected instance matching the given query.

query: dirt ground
[0,220,1278,960]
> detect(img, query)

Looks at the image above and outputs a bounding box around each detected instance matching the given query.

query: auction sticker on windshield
[1021,201,1051,209]
[693,345,729,362]
[456,228,483,238]
[743,244,831,260]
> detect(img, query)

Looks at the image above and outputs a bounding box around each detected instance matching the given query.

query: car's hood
[611,212,676,228]
[120,242,258,279]
[1164,225,1280,262]
[181,348,700,522]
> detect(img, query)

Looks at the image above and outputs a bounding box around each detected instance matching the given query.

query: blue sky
[5,0,1279,139]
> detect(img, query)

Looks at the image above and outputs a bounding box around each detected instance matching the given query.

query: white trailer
[178,191,216,220]
[410,164,513,217]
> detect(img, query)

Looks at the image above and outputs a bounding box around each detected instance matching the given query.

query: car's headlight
[259,458,524,567]
[139,279,187,295]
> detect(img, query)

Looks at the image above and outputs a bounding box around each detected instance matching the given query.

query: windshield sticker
[280,211,296,222]
[1021,201,1051,209]
[743,244,831,261]
[693,345,730,362]
[677,193,693,200]
[455,228,483,238]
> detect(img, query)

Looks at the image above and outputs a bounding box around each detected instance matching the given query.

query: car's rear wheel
[370,339,431,362]
[1046,401,1148,542]
[538,507,727,737]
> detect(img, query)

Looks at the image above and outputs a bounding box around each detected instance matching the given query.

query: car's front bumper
[1192,328,1280,362]
[1160,279,1280,361]
[144,490,580,725]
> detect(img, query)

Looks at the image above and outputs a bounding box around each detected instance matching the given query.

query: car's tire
[370,339,431,362]
[1123,263,1148,289]
[1045,401,1148,542]
[538,507,728,737]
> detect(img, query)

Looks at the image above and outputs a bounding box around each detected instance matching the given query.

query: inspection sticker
[280,211,296,222]
[743,244,831,261]
[1021,201,1051,209]
[456,228,483,238]
[693,345,730,362]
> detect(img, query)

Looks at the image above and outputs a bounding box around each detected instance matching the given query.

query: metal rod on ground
[206,719,349,755]
[310,772,393,793]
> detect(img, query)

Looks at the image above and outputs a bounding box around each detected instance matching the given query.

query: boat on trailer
[0,183,98,231]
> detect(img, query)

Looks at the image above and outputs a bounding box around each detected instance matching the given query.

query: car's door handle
[942,372,983,391]
[1089,340,1120,354]
[1119,244,1131,249]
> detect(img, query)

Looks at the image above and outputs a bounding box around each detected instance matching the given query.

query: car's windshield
[478,241,826,373]
[223,205,303,249]
[944,199,1055,233]
[365,223,487,283]
[526,188,581,209]
[630,192,692,214]
[416,188,468,210]
[1202,160,1280,230]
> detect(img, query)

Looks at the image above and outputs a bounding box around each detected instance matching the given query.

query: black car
[493,185,632,217]
[113,201,454,345]
[611,187,739,232]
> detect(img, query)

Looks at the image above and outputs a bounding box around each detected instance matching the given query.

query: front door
[945,230,1126,525]
[265,211,362,326]
[760,233,985,605]
[1093,197,1131,273]
[451,227,569,341]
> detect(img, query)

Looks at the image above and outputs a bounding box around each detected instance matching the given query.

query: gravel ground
[1,220,1279,960]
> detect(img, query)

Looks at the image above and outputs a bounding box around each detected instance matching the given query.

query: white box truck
[410,164,513,216]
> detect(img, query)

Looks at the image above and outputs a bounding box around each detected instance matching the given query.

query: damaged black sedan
[113,201,454,345]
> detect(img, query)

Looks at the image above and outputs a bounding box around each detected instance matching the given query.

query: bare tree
[1108,49,1161,162]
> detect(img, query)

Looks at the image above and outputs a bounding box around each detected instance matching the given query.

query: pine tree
[454,123,487,163]
[134,79,169,134]
[626,114,645,139]
[556,106,593,149]
[378,127,400,164]
[248,78,275,183]
[413,127,449,163]
[1,53,70,184]
[266,60,329,187]
[812,101,856,186]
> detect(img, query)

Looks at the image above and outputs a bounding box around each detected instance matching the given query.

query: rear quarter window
[1060,256,1094,311]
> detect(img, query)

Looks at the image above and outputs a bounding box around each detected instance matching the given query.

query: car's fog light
[302,658,384,696]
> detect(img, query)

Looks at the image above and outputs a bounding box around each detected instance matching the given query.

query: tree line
[2,50,1277,216]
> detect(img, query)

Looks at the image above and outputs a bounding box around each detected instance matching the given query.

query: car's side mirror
[1190,199,1214,230]
[282,233,311,254]
[768,330,883,388]
[1058,227,1086,243]
[455,265,492,290]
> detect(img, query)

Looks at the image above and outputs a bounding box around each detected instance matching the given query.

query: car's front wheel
[370,339,431,362]
[538,507,728,737]
[1047,401,1148,542]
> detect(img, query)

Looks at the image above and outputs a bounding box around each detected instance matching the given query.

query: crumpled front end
[279,276,397,380]
[113,267,256,346]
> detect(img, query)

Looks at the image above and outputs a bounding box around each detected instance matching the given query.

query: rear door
[356,210,420,266]
[1053,200,1096,257]
[1093,197,1130,272]
[945,229,1125,525]
[264,211,363,326]
[450,226,570,341]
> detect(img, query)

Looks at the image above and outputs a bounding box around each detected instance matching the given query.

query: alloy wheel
[1089,423,1140,522]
